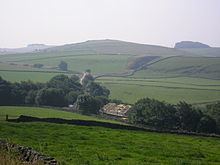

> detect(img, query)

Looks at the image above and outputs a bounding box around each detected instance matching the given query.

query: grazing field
[180,47,220,57]
[1,49,220,105]
[97,77,220,104]
[0,106,120,124]
[0,70,65,82]
[133,56,220,79]
[19,54,133,74]
[0,52,133,74]
[0,106,220,165]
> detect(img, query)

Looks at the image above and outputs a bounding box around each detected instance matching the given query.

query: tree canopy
[58,61,68,71]
[129,97,218,134]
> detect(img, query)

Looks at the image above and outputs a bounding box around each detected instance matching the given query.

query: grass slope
[133,56,220,79]
[180,48,220,57]
[0,106,220,164]
[0,40,192,75]
[0,106,120,124]
[97,77,220,104]
[44,39,188,57]
[0,70,65,82]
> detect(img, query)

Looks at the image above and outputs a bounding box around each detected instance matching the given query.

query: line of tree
[1,75,219,134]
[0,74,110,115]
[128,98,220,134]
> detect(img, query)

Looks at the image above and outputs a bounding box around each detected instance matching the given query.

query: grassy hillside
[180,48,220,57]
[133,56,220,79]
[1,40,218,78]
[0,106,220,164]
[0,106,120,124]
[44,39,188,57]
[0,40,191,76]
[0,53,133,74]
[97,77,220,104]
[0,70,66,82]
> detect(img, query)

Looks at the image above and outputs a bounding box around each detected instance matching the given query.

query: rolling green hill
[43,39,189,57]
[1,40,220,105]
[3,40,217,78]
[1,106,220,164]
[0,40,190,75]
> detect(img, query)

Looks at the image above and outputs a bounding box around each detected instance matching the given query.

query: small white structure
[102,103,131,117]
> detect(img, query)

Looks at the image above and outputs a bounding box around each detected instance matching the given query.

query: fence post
[6,114,8,121]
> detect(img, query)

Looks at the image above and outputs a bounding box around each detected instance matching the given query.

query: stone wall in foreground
[0,140,58,165]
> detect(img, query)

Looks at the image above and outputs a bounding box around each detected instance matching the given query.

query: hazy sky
[1,0,220,48]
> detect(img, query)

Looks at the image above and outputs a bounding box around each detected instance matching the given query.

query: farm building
[102,103,131,117]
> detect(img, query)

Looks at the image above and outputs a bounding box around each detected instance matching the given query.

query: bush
[197,115,217,133]
[58,61,68,71]
[0,76,12,105]
[35,88,66,107]
[176,101,203,132]
[206,102,220,133]
[25,90,38,105]
[129,98,178,130]
[33,63,44,68]
[47,74,82,93]
[85,82,110,97]
[65,91,79,104]
[76,94,101,115]
[128,98,218,134]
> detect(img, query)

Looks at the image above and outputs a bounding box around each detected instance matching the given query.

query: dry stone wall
[0,140,58,165]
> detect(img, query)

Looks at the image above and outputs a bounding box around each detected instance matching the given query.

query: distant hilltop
[27,44,48,47]
[174,41,210,49]
[1,39,218,56]
[0,44,53,55]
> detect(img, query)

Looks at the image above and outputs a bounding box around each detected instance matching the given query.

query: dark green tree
[65,91,79,104]
[10,81,42,105]
[176,101,203,132]
[70,75,80,82]
[206,102,220,133]
[129,98,178,130]
[0,76,12,105]
[25,90,38,105]
[47,74,82,93]
[33,63,44,68]
[76,94,101,115]
[35,88,66,107]
[85,81,110,97]
[58,61,68,71]
[95,96,109,107]
[197,115,217,133]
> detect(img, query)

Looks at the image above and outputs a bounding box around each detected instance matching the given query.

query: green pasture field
[0,51,79,62]
[133,56,220,79]
[0,62,36,71]
[0,70,65,82]
[0,106,220,164]
[0,106,120,124]
[1,52,220,79]
[180,48,220,57]
[0,52,133,74]
[97,77,220,104]
[21,54,132,74]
